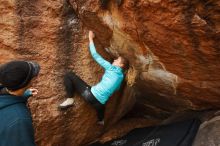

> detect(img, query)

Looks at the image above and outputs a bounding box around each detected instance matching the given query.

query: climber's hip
[82,87,105,121]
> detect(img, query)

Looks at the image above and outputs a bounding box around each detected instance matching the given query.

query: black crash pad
[90,119,201,146]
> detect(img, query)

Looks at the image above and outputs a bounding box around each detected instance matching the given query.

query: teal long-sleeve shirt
[90,42,124,104]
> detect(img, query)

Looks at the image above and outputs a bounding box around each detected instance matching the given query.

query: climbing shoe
[97,120,105,125]
[58,98,74,110]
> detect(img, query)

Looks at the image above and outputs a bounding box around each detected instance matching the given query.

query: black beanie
[0,61,40,91]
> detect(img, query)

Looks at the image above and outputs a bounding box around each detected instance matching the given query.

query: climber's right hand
[89,31,95,41]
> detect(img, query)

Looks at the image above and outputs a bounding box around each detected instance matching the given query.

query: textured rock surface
[0,0,220,145]
[193,112,220,146]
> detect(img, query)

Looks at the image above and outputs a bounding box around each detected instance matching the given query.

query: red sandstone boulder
[0,0,219,145]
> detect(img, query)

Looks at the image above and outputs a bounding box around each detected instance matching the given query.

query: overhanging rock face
[0,0,219,146]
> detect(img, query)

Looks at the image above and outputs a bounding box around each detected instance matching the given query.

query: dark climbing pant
[64,71,105,121]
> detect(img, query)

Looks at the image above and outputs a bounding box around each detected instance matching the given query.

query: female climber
[59,31,128,124]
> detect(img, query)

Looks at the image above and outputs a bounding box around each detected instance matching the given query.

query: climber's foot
[58,98,74,110]
[97,120,105,125]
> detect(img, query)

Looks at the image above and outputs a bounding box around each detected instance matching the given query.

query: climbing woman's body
[59,31,128,124]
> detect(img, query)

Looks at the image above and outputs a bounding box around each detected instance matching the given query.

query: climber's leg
[96,104,105,123]
[65,72,90,95]
[60,72,105,122]
[59,71,90,109]
[78,87,106,122]
[85,92,105,121]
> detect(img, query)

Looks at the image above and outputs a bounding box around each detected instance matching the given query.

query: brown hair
[120,56,129,70]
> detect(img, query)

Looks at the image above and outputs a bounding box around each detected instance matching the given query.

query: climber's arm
[89,31,111,70]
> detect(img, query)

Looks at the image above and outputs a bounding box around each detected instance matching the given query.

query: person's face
[112,57,124,68]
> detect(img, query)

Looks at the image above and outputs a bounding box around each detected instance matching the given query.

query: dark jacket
[0,85,36,146]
